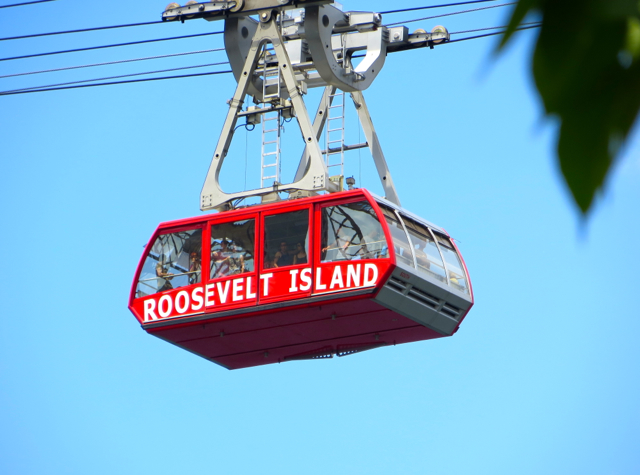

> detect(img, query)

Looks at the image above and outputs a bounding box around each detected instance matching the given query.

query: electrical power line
[0,0,54,9]
[0,69,233,96]
[0,21,164,42]
[381,0,495,15]
[386,1,516,27]
[0,48,226,79]
[0,31,224,62]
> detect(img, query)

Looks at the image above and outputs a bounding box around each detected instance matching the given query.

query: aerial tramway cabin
[129,189,473,370]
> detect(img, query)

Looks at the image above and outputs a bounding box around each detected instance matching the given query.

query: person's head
[190,252,199,261]
[280,242,288,252]
[221,239,230,248]
[296,242,303,250]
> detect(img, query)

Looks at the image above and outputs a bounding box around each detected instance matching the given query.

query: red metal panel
[150,294,445,370]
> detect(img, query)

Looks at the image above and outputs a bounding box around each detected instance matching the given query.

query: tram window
[136,228,202,298]
[434,233,469,294]
[321,201,388,262]
[401,218,447,284]
[264,210,309,268]
[210,219,255,279]
[378,205,414,267]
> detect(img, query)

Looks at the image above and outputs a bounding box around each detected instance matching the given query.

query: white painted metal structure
[162,0,450,211]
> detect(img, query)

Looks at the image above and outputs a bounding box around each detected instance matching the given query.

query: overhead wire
[0,0,54,9]
[3,61,231,94]
[385,1,516,27]
[0,31,223,62]
[450,21,540,35]
[0,70,233,96]
[381,0,495,15]
[0,21,164,42]
[0,24,540,96]
[0,0,541,97]
[0,48,226,79]
[0,1,498,42]
[0,23,541,96]
[446,23,540,43]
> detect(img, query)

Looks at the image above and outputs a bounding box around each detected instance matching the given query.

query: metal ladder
[261,42,282,188]
[324,89,346,178]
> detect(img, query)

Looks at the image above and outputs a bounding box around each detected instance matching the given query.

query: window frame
[316,196,393,266]
[207,211,259,283]
[135,222,207,299]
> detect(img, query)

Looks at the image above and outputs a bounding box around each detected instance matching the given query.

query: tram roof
[369,192,447,236]
[153,188,447,237]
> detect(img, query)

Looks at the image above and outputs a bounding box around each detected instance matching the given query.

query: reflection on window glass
[402,217,447,283]
[321,201,388,262]
[210,219,255,279]
[136,228,202,298]
[378,205,414,267]
[264,210,309,269]
[434,233,469,294]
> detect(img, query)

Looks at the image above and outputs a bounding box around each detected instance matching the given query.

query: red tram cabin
[129,189,473,370]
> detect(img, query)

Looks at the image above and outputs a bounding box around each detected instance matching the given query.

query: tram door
[259,205,313,302]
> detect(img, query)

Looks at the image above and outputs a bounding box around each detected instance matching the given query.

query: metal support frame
[188,2,449,211]
[200,14,336,211]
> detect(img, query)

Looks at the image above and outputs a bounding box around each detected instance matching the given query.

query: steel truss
[162,1,450,211]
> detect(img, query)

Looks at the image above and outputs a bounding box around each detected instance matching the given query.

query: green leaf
[497,0,539,50]
[499,0,640,215]
[626,17,640,58]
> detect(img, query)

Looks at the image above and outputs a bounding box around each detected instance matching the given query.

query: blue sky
[1,1,639,474]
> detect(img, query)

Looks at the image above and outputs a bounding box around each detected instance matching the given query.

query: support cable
[0,24,541,96]
[0,31,223,62]
[0,20,164,41]
[0,48,225,79]
[381,0,495,15]
[0,0,55,9]
[385,2,516,27]
[0,69,233,96]
[450,21,540,35]
[446,23,540,43]
[3,61,230,94]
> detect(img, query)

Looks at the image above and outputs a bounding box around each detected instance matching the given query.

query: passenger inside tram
[136,228,202,297]
[293,242,307,265]
[211,238,233,278]
[189,252,201,284]
[155,262,174,292]
[361,227,388,259]
[321,201,388,262]
[210,219,255,279]
[274,241,294,267]
[263,210,309,269]
[414,242,431,271]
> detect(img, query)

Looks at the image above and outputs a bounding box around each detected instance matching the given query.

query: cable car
[129,2,473,369]
[129,189,473,369]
